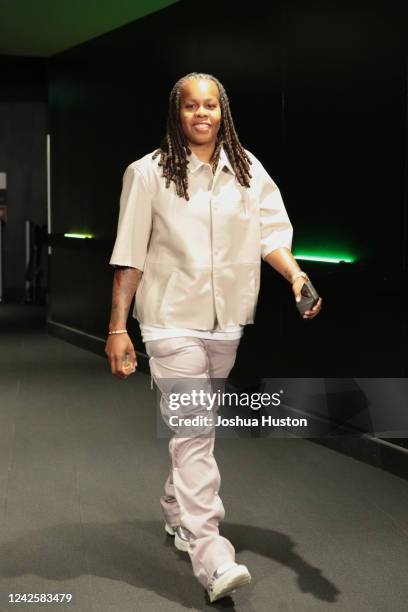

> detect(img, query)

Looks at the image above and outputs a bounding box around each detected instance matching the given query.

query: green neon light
[294,254,355,264]
[64,233,94,239]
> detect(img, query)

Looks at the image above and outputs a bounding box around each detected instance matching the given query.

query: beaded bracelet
[108,329,128,335]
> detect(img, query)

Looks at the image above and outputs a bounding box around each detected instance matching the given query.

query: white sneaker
[164,522,193,552]
[207,561,251,603]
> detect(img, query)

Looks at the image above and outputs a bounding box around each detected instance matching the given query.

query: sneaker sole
[174,534,190,552]
[164,523,190,552]
[208,565,251,603]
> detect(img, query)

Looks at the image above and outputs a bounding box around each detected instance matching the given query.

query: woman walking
[105,72,322,603]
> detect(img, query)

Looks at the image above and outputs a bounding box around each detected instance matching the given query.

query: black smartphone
[296,279,320,318]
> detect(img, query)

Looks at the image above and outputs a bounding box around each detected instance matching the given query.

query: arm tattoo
[109,266,143,329]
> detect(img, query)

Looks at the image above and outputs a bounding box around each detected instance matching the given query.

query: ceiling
[0,0,179,57]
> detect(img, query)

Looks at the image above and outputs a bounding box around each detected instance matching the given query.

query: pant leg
[185,337,241,585]
[204,338,241,379]
[202,337,241,414]
[146,337,210,529]
[161,466,180,529]
[145,336,240,589]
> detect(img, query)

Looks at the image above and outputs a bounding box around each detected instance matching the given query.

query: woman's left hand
[292,277,323,320]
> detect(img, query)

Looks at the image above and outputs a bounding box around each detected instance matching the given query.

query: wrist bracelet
[108,329,128,335]
[291,271,309,284]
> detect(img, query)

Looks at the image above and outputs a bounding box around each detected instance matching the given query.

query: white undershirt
[140,323,245,343]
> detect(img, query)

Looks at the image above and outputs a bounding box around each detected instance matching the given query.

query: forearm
[109,266,142,331]
[263,247,303,283]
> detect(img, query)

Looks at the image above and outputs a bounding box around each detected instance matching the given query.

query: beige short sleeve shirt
[109,146,293,329]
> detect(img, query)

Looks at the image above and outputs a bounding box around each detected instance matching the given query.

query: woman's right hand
[104,333,137,379]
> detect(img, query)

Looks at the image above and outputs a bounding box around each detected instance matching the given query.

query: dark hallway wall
[47,1,408,378]
[0,57,48,299]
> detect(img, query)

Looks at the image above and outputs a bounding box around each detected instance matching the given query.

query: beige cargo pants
[145,335,241,589]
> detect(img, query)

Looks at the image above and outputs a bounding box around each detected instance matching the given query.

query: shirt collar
[187,145,235,176]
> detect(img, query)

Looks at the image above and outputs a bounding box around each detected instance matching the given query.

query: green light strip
[294,254,355,264]
[64,233,94,239]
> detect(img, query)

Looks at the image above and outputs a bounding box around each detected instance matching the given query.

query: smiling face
[179,78,222,148]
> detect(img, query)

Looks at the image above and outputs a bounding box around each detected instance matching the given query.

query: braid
[152,72,252,201]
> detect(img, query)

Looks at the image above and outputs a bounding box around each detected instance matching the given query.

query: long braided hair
[152,72,252,201]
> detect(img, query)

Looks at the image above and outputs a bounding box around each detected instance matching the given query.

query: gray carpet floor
[1,303,408,611]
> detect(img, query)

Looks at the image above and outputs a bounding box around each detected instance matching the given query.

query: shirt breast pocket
[231,185,256,220]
